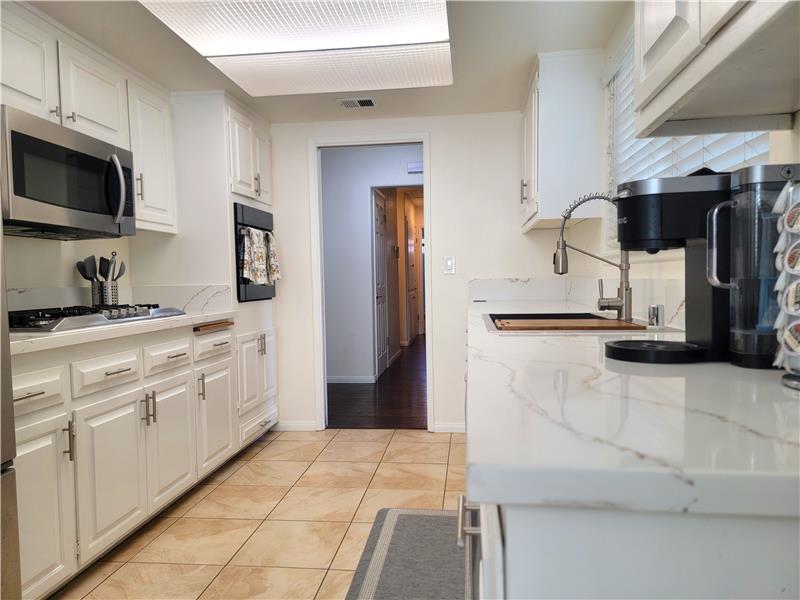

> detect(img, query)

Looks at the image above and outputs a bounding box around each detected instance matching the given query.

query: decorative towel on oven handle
[241,226,269,285]
[266,230,281,284]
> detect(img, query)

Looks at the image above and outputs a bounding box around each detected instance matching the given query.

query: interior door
[196,357,236,477]
[128,81,176,229]
[15,413,77,598]
[145,371,196,513]
[374,190,389,377]
[74,387,147,563]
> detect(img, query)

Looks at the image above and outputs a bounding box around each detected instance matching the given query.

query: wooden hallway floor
[326,336,427,429]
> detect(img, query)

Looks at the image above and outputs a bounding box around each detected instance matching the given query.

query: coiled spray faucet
[553,192,633,322]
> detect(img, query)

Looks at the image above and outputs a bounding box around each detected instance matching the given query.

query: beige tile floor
[51,429,465,600]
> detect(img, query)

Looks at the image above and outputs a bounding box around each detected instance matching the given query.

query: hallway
[327,337,427,429]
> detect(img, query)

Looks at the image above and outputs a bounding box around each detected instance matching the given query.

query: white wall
[271,111,603,430]
[321,144,422,381]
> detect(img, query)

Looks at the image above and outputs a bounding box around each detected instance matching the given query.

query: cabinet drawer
[193,331,233,362]
[12,365,68,416]
[240,408,275,446]
[71,349,140,397]
[143,339,191,376]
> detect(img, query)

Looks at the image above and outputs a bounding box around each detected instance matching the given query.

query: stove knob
[101,310,111,319]
[110,310,119,318]
[120,308,130,317]
[137,306,149,315]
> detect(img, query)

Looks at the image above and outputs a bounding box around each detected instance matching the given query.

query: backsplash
[131,284,232,313]
[469,277,685,329]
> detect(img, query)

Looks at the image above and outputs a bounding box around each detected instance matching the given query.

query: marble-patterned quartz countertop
[10,310,238,355]
[466,300,800,518]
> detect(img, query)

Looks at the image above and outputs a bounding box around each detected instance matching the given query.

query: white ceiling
[31,1,629,123]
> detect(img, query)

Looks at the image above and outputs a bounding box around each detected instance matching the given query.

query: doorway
[317,143,428,429]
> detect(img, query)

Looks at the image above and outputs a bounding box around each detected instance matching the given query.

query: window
[604,37,770,248]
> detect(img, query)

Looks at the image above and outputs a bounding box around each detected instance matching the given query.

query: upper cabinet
[520,50,605,231]
[634,0,798,137]
[128,81,178,232]
[58,40,130,149]
[0,8,60,122]
[227,103,272,206]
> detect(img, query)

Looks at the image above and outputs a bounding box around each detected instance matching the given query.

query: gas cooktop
[9,304,186,333]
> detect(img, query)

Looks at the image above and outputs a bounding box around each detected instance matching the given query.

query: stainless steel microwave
[1,105,135,240]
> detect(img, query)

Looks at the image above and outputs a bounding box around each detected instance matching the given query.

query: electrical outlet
[444,256,456,275]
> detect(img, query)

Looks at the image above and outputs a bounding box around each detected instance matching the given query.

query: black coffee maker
[605,170,732,364]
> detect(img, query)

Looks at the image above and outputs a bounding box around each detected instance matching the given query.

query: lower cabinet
[73,388,148,564]
[15,413,77,599]
[195,357,237,477]
[145,371,197,513]
[237,329,278,445]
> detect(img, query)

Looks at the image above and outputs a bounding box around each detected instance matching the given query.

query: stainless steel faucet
[553,193,633,322]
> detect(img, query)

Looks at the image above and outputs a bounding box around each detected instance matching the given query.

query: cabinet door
[15,413,77,599]
[58,40,130,148]
[0,8,61,122]
[196,357,237,476]
[74,387,147,563]
[699,0,746,43]
[255,131,272,206]
[237,332,264,416]
[228,106,257,198]
[128,81,177,231]
[520,76,539,226]
[145,371,196,513]
[634,0,703,110]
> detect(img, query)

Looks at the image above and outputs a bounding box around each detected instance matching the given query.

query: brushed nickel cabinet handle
[151,390,157,424]
[62,419,75,461]
[141,394,151,426]
[13,390,46,402]
[66,111,77,121]
[167,352,187,359]
[212,341,229,348]
[198,374,206,400]
[136,173,144,199]
[50,105,61,118]
[105,367,132,377]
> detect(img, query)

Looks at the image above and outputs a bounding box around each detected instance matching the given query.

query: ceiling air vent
[338,97,376,109]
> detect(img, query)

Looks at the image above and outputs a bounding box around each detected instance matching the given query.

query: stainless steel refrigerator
[1,222,21,598]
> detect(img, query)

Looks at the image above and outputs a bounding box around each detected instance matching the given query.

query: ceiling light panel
[209,41,452,96]
[141,0,449,57]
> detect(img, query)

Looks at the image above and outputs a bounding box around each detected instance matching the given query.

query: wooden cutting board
[494,318,647,331]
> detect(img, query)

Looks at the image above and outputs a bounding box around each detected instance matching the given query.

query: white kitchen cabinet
[145,371,197,513]
[228,105,257,199]
[634,1,797,137]
[195,357,237,477]
[255,130,272,206]
[57,40,130,149]
[237,331,265,416]
[74,387,147,563]
[128,81,178,232]
[633,0,703,111]
[263,329,277,400]
[520,50,605,230]
[15,413,77,599]
[519,73,539,225]
[0,6,61,122]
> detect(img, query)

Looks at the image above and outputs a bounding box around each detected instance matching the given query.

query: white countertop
[466,300,800,517]
[10,310,238,355]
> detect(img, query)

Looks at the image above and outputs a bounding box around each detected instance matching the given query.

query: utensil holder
[91,281,118,305]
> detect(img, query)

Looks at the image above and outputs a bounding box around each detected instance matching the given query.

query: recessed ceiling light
[140,0,452,97]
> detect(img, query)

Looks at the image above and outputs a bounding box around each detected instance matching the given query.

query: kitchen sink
[485,313,647,332]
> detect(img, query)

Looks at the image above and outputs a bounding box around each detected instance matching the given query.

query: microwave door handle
[110,153,125,224]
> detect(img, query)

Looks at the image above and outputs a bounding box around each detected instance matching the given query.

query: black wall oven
[1,105,134,239]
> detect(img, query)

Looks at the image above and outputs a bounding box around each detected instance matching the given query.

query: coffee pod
[783,280,800,316]
[785,239,800,275]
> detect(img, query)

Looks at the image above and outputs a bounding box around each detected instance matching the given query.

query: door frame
[308,133,433,431]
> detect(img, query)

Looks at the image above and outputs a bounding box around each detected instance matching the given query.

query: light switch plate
[444,256,456,274]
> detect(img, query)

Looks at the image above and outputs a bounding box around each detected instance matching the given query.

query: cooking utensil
[76,261,91,281]
[114,261,126,281]
[109,251,117,282]
[99,256,111,282]
[83,255,97,281]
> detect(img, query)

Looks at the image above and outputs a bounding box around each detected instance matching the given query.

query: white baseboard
[273,420,321,431]
[326,375,376,384]
[388,349,402,366]
[434,422,465,432]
